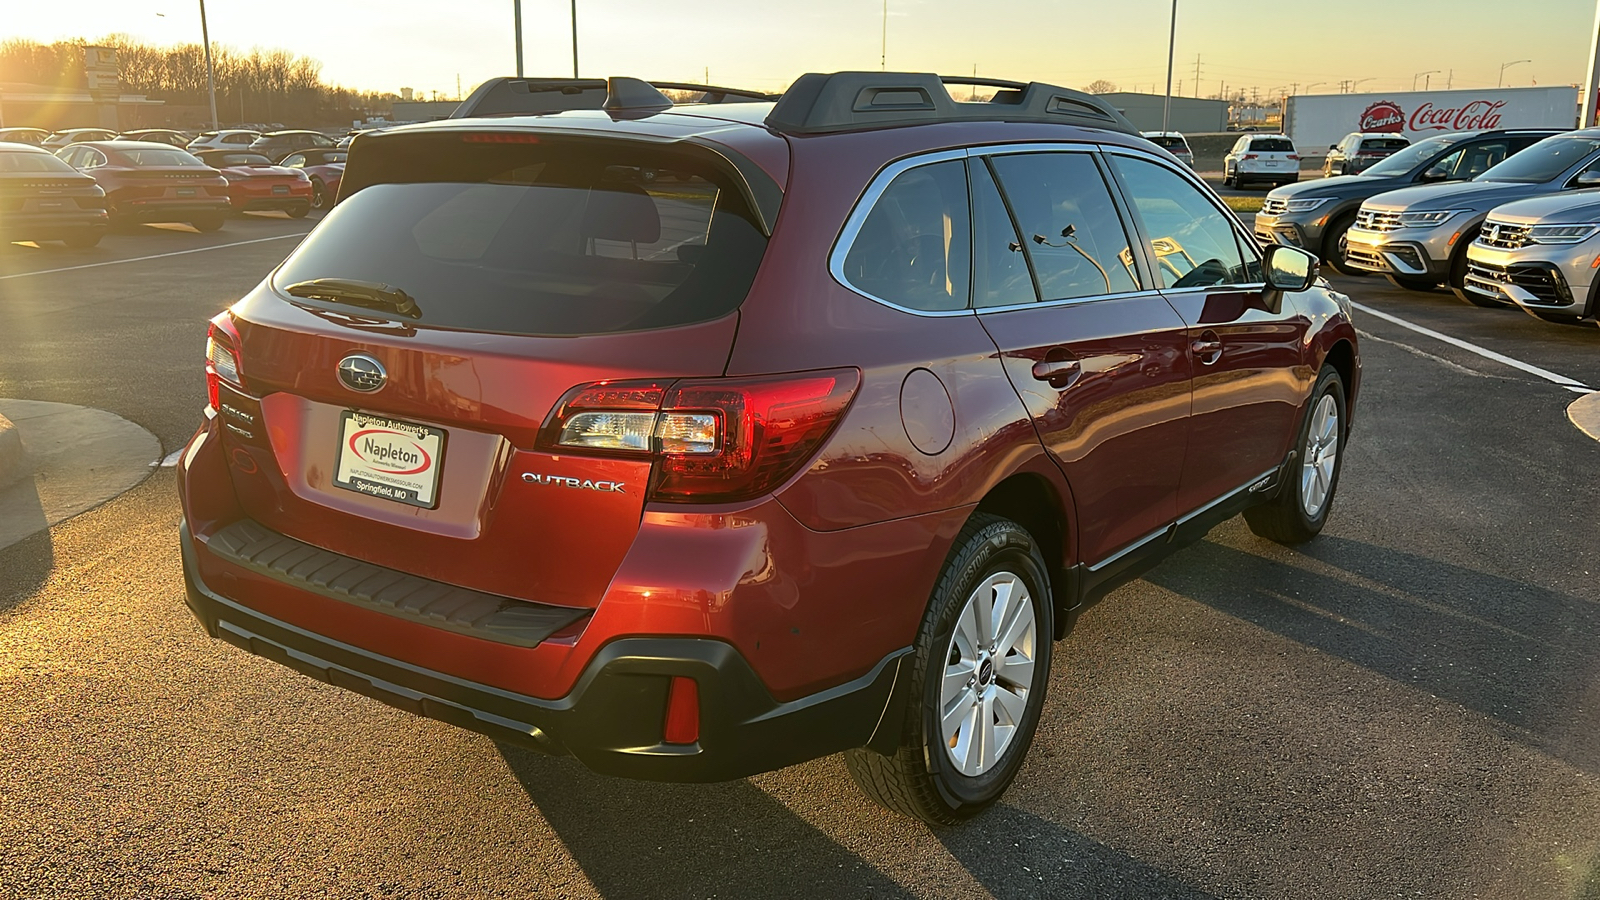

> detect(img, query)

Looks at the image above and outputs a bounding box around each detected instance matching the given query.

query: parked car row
[0,132,348,244]
[1255,126,1600,327]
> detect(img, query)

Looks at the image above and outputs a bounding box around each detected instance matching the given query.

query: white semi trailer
[1283,86,1579,156]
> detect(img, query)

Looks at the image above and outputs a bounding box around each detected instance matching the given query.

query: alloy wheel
[1300,393,1340,518]
[939,571,1038,777]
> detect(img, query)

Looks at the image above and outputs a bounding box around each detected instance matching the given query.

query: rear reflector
[663,676,700,745]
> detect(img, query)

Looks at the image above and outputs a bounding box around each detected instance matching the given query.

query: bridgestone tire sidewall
[918,522,1054,813]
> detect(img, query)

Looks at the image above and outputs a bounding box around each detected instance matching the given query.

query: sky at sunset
[3,0,1594,101]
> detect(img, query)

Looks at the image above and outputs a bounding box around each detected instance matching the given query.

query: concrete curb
[0,413,26,490]
[1568,391,1600,443]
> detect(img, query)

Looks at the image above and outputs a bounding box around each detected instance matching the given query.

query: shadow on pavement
[499,745,916,899]
[936,804,1220,899]
[1146,535,1600,773]
[0,527,54,615]
[501,745,1218,899]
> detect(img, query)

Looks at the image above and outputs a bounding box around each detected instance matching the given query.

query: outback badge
[523,473,625,493]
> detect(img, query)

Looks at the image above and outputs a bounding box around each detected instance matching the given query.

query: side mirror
[1419,166,1451,183]
[1263,244,1319,293]
[1573,169,1600,188]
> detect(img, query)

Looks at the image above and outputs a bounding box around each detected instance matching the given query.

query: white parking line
[1351,301,1593,393]
[0,232,309,282]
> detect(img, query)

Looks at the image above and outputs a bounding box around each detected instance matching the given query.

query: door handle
[1191,336,1223,364]
[1031,358,1082,389]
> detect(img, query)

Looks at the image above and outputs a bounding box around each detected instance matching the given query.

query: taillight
[1242,153,1259,160]
[205,314,242,411]
[539,369,860,503]
[1286,154,1299,161]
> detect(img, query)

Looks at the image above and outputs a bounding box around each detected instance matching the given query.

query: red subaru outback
[178,73,1359,825]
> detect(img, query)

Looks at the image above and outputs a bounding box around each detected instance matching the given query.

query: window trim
[827,147,975,317]
[1100,146,1267,296]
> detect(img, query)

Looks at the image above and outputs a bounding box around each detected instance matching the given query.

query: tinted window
[1479,137,1600,183]
[282,154,306,167]
[118,147,205,167]
[274,141,768,336]
[989,153,1140,301]
[0,151,76,173]
[1249,138,1294,152]
[1359,138,1409,152]
[970,162,1036,308]
[1362,134,1462,177]
[842,160,971,312]
[1110,155,1252,289]
[222,133,254,144]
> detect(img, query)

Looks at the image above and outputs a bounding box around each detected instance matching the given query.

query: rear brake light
[461,133,542,144]
[539,369,860,503]
[205,314,242,411]
[1287,154,1299,160]
[1242,153,1259,160]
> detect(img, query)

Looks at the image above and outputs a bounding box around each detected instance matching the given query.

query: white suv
[1224,134,1300,190]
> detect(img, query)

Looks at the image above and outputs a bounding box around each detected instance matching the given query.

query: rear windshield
[1249,138,1294,152]
[1479,137,1600,183]
[118,147,205,167]
[272,139,768,337]
[1148,136,1189,151]
[1359,138,1409,152]
[0,151,76,173]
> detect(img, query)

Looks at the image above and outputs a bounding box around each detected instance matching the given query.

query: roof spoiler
[764,72,1138,136]
[450,76,776,119]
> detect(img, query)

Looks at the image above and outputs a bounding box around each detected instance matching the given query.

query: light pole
[513,0,523,77]
[1350,77,1375,93]
[197,0,219,130]
[1498,59,1531,87]
[1584,0,1600,127]
[571,0,579,77]
[1413,70,1439,91]
[1161,0,1177,134]
[1305,81,1326,94]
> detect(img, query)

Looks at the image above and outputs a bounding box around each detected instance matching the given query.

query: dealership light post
[571,0,579,77]
[1161,0,1177,133]
[1585,0,1600,127]
[197,0,219,131]
[513,0,523,77]
[1498,59,1530,88]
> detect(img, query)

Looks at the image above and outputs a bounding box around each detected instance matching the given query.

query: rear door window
[987,152,1140,301]
[273,138,769,336]
[840,159,971,312]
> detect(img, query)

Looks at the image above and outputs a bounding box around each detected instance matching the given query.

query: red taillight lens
[1286,154,1299,161]
[461,133,543,144]
[1242,153,1259,160]
[663,676,699,745]
[652,370,859,503]
[538,369,860,503]
[205,314,242,411]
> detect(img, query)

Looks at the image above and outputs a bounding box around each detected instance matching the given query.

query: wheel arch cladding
[1322,338,1356,419]
[973,473,1073,639]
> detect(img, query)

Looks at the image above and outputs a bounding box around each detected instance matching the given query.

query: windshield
[0,151,77,173]
[118,147,206,167]
[1362,135,1462,177]
[273,139,768,337]
[1249,138,1294,152]
[1478,137,1600,183]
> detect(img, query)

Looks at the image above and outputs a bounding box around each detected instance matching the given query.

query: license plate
[272,185,289,195]
[333,411,446,508]
[37,201,65,210]
[1264,161,1282,168]
[177,187,197,197]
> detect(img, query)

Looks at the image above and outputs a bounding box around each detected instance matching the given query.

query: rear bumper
[1,210,108,239]
[180,519,911,781]
[112,199,232,221]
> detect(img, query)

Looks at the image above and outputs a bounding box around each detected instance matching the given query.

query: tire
[191,216,225,233]
[1385,274,1439,292]
[1322,213,1362,276]
[1244,365,1346,545]
[61,230,102,249]
[310,179,329,210]
[845,514,1054,825]
[286,202,310,219]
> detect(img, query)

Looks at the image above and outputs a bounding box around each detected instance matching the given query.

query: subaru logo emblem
[337,354,387,393]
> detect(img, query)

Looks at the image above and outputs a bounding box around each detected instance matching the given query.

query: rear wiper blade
[282,278,422,319]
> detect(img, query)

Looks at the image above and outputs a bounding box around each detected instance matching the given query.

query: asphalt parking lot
[3,209,1600,900]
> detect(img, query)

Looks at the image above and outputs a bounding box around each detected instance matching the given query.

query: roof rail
[450,76,774,119]
[764,72,1138,136]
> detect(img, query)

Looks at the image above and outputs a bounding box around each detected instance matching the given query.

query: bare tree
[1083,79,1118,94]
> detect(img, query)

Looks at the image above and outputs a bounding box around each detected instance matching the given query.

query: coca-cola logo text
[1409,100,1506,132]
[1360,101,1405,132]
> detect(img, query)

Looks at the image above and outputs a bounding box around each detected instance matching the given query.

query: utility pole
[881,0,887,71]
[513,0,523,77]
[1161,0,1177,133]
[1585,0,1600,126]
[571,0,579,77]
[1447,69,1453,89]
[1194,54,1201,98]
[198,0,219,131]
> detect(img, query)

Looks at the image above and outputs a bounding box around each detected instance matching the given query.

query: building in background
[1098,92,1229,133]
[0,82,164,131]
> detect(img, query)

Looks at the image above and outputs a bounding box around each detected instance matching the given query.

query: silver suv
[1345,129,1600,303]
[1463,192,1600,324]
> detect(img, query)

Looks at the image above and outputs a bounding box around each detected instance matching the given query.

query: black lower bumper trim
[181,522,912,782]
